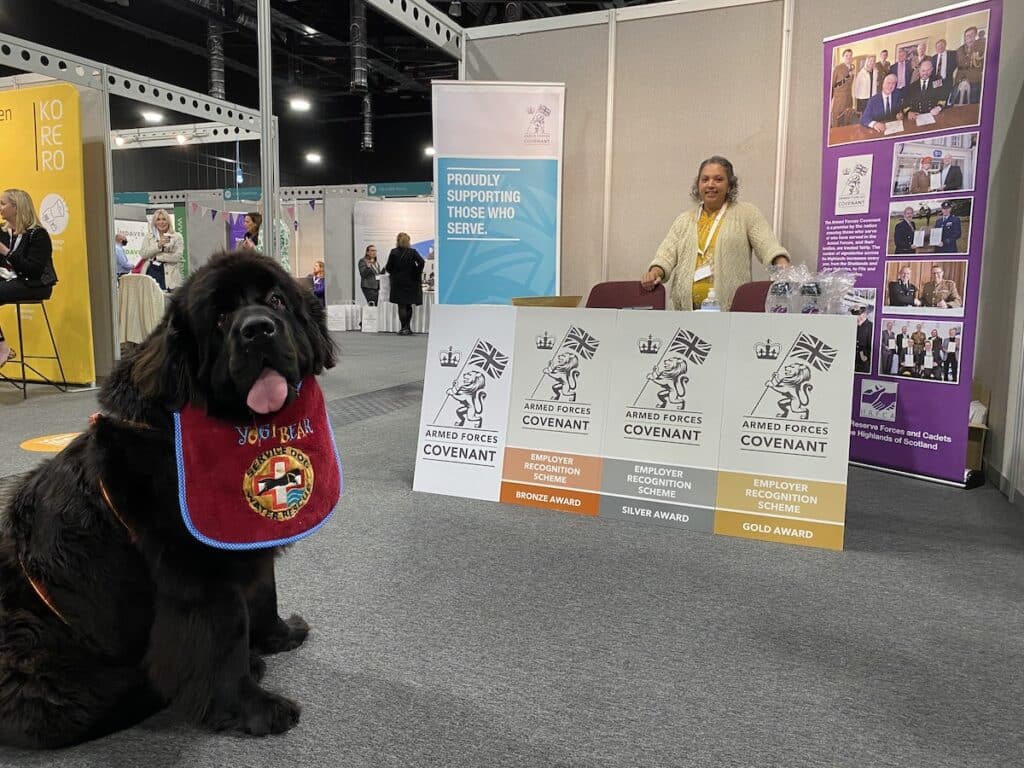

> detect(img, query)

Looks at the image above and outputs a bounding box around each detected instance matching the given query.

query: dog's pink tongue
[247,368,288,414]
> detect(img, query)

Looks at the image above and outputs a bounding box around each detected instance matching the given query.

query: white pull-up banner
[432,81,564,305]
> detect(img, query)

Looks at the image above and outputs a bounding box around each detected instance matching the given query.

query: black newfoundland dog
[0,251,336,748]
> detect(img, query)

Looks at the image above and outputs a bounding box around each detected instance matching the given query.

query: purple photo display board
[819,0,1001,484]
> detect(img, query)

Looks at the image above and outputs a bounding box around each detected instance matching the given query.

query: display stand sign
[431,81,563,305]
[0,83,93,384]
[415,307,855,551]
[819,1,1001,484]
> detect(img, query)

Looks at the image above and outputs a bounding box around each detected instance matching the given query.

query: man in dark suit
[892,209,917,256]
[880,320,896,375]
[903,60,946,121]
[854,307,873,374]
[890,48,913,89]
[861,74,903,131]
[935,201,963,253]
[930,39,954,90]
[888,264,920,306]
[940,155,963,190]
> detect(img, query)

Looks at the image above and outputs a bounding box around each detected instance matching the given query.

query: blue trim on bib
[173,397,343,551]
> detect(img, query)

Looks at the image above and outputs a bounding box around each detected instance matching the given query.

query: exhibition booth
[1,0,1023,507]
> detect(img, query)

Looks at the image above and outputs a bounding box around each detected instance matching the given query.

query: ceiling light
[141,111,163,123]
[176,133,188,144]
[289,97,312,112]
[424,146,436,156]
[114,135,125,146]
[305,152,322,164]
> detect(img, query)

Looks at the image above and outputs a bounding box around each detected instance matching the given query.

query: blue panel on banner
[113,192,151,205]
[437,157,558,305]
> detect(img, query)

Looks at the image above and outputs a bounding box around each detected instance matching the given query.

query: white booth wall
[464,0,1024,495]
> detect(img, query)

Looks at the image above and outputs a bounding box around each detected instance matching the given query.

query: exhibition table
[829,104,979,145]
[326,304,362,332]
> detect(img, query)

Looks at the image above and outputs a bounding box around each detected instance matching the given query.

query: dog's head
[131,251,336,420]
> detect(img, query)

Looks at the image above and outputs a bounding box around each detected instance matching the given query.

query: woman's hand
[641,266,664,291]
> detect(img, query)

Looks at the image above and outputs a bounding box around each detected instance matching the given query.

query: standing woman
[138,209,184,291]
[641,156,789,311]
[238,212,263,251]
[0,189,58,367]
[309,260,326,308]
[357,245,381,305]
[384,232,424,335]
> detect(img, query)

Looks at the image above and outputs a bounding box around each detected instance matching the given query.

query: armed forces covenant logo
[525,104,552,144]
[244,446,314,521]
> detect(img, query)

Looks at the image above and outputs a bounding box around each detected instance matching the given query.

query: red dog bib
[174,376,342,550]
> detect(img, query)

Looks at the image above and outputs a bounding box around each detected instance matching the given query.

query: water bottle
[699,289,722,312]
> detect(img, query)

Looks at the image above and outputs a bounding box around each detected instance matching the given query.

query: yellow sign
[0,83,94,384]
[20,432,81,453]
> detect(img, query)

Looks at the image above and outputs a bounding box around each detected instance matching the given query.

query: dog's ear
[299,286,337,372]
[130,290,197,408]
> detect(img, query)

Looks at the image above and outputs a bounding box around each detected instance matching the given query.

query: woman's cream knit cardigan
[649,201,788,311]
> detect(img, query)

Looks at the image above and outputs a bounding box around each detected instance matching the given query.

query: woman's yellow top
[692,207,722,309]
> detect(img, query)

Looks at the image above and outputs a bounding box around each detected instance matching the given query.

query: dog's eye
[268,294,286,310]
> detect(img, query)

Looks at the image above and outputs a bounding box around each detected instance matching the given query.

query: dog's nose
[240,315,276,341]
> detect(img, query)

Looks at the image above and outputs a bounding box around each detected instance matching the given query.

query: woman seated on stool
[0,189,58,367]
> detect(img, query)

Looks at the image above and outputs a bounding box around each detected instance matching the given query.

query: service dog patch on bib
[174,376,342,549]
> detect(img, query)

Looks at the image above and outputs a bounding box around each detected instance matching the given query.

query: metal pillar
[257,0,277,263]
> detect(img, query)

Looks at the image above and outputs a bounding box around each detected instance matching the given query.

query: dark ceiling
[0,0,660,187]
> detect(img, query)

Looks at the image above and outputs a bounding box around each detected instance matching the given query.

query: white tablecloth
[328,293,434,333]
[377,291,434,333]
[118,273,166,344]
[326,304,362,331]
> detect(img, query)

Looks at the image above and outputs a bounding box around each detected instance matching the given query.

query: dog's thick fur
[0,251,336,748]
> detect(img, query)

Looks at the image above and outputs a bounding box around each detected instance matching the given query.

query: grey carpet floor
[1,333,1022,767]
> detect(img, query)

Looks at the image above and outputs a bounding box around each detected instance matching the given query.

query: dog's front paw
[205,689,301,736]
[254,614,309,655]
[243,691,301,736]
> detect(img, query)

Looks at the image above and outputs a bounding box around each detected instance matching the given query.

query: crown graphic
[637,335,662,354]
[535,332,555,351]
[755,339,781,360]
[439,346,461,367]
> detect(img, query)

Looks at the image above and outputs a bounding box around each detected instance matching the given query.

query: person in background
[138,209,184,291]
[893,208,917,255]
[896,324,913,375]
[904,59,946,122]
[861,73,903,132]
[920,264,962,308]
[854,306,873,374]
[876,49,891,79]
[954,26,985,104]
[358,245,381,305]
[891,48,913,89]
[910,156,933,194]
[942,327,959,382]
[384,232,424,335]
[238,212,263,251]
[0,189,57,367]
[911,323,927,376]
[925,329,943,379]
[935,201,963,253]
[114,232,132,277]
[940,155,963,191]
[308,260,326,308]
[829,48,856,127]
[889,264,920,307]
[641,155,789,311]
[853,55,878,111]
[930,38,953,87]
[911,41,929,82]
[880,320,896,376]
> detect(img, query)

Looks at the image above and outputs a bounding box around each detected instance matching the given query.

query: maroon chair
[585,281,665,310]
[729,281,772,312]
